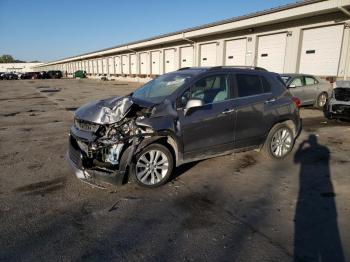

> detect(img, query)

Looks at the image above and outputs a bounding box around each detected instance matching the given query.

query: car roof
[280,73,316,77]
[176,66,270,76]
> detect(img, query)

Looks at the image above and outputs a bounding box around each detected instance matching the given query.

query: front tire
[315,92,328,109]
[132,143,174,188]
[262,123,294,159]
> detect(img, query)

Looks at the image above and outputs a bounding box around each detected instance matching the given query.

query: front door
[178,74,236,159]
[288,76,306,105]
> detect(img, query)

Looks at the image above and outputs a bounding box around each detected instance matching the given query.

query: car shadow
[293,134,344,261]
[170,161,200,181]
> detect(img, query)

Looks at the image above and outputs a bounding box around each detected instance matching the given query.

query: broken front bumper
[67,135,126,189]
[325,103,350,120]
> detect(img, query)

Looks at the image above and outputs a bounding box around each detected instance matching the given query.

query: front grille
[69,136,82,167]
[74,118,100,132]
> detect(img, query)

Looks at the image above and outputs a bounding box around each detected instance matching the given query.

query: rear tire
[262,123,295,160]
[131,143,174,188]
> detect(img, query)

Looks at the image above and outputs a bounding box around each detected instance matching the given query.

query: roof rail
[209,66,268,71]
[177,67,192,71]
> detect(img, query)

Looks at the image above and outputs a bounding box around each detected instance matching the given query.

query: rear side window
[236,74,272,97]
[236,74,262,97]
[261,77,271,93]
[305,76,318,85]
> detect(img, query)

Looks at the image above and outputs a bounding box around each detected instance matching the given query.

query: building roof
[38,0,349,66]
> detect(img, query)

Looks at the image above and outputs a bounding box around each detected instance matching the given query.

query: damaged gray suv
[67,67,301,188]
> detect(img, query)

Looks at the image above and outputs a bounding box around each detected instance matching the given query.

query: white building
[0,63,44,73]
[34,0,350,81]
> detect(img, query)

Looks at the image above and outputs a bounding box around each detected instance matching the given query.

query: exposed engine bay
[325,81,350,120]
[334,87,350,102]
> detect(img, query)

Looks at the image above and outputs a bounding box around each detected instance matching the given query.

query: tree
[0,55,15,63]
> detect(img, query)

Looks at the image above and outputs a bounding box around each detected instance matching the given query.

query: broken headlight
[74,118,100,133]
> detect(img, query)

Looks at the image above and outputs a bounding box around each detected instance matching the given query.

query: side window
[236,74,263,97]
[180,75,229,106]
[261,76,271,93]
[290,77,303,87]
[305,76,318,85]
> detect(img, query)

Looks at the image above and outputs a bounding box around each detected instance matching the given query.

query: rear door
[178,73,236,159]
[302,75,319,104]
[232,73,273,148]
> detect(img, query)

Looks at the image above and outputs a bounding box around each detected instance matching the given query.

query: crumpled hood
[75,96,134,124]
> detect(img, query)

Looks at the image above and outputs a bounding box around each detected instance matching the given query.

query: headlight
[74,118,100,132]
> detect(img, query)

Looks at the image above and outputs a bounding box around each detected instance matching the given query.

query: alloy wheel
[318,93,327,108]
[136,149,169,185]
[270,128,293,158]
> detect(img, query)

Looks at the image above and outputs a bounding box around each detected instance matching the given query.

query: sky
[0,0,296,62]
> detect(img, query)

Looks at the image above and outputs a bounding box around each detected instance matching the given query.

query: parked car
[67,67,301,188]
[2,73,19,80]
[40,71,51,79]
[280,74,332,108]
[20,72,41,79]
[15,72,23,79]
[324,80,350,120]
[73,70,86,78]
[0,72,5,80]
[47,70,63,79]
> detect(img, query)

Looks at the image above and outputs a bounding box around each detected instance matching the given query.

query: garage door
[151,51,161,75]
[200,43,217,66]
[102,58,108,74]
[140,52,149,75]
[130,54,137,74]
[98,59,103,74]
[164,48,175,73]
[122,55,129,74]
[257,33,287,73]
[115,56,121,74]
[93,60,98,74]
[299,25,344,76]
[90,61,94,74]
[180,46,194,68]
[225,38,247,66]
[108,57,114,74]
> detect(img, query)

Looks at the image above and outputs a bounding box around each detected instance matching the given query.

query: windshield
[132,73,192,103]
[280,76,291,83]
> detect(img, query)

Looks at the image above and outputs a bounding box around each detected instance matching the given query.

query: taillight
[292,97,301,108]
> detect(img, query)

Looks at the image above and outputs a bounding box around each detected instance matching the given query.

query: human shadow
[293,134,344,262]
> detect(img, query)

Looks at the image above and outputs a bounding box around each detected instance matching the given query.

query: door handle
[222,108,235,114]
[265,98,276,104]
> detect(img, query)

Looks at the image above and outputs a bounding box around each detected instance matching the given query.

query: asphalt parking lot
[0,79,349,261]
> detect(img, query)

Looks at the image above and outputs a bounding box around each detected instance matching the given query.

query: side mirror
[288,84,296,88]
[184,99,203,115]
